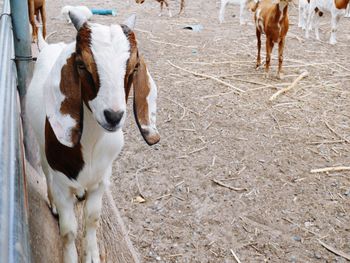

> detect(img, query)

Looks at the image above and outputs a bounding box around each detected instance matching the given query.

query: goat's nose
[104,110,124,127]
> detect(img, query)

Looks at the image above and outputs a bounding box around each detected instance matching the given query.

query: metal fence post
[9,0,32,98]
[9,0,40,170]
[0,0,32,262]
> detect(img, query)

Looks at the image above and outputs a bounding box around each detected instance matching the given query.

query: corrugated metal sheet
[0,1,31,262]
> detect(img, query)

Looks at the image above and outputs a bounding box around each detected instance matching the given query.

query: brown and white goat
[305,0,349,44]
[254,0,290,79]
[28,0,46,42]
[26,12,160,263]
[135,0,185,17]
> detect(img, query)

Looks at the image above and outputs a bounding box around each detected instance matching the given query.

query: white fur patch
[88,24,130,127]
[146,71,158,132]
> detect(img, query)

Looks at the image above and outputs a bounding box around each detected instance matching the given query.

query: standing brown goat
[28,0,46,42]
[254,0,290,79]
[135,0,185,17]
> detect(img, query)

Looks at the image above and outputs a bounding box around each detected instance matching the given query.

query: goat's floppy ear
[132,56,160,145]
[45,53,83,147]
[69,10,87,31]
[123,14,137,30]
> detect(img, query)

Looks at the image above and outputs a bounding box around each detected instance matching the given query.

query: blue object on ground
[91,8,117,16]
[183,24,203,32]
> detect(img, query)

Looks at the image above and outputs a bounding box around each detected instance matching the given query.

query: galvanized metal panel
[0,0,32,262]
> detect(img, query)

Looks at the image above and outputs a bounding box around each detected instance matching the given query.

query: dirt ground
[43,0,350,262]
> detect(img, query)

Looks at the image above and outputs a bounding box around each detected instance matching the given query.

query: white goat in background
[219,0,254,24]
[305,0,349,44]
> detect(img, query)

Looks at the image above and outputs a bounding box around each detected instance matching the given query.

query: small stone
[344,189,350,196]
[156,256,161,261]
[290,255,297,262]
[292,235,301,242]
[314,252,322,259]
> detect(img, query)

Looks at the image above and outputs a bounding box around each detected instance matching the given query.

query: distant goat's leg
[179,0,185,14]
[219,0,228,23]
[164,0,172,17]
[41,4,47,39]
[314,11,320,40]
[239,2,246,25]
[82,178,108,263]
[28,0,37,42]
[159,1,164,16]
[265,38,274,78]
[256,28,262,69]
[329,14,340,45]
[277,38,285,79]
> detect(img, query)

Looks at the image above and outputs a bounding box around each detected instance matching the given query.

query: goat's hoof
[83,250,100,263]
[276,73,284,80]
[255,64,261,70]
[329,39,337,45]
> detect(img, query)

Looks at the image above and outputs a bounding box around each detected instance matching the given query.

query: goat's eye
[77,61,86,70]
[133,62,140,72]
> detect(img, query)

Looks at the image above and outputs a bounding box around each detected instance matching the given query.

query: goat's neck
[273,1,288,22]
[278,1,288,13]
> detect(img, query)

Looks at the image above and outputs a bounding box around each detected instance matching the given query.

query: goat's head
[45,11,160,147]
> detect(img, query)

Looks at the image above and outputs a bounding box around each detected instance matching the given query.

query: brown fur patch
[76,25,100,105]
[121,25,140,101]
[132,57,150,127]
[122,25,159,145]
[335,0,349,9]
[45,118,84,180]
[59,53,83,145]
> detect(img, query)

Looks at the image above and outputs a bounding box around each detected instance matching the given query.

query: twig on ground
[230,249,242,263]
[200,90,236,99]
[151,39,197,49]
[307,140,345,145]
[168,60,245,93]
[324,121,350,143]
[211,178,247,192]
[188,146,207,155]
[164,97,200,119]
[310,166,350,173]
[288,32,304,43]
[269,71,309,101]
[318,240,350,260]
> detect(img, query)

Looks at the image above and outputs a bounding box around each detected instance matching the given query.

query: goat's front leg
[305,5,314,39]
[82,179,107,263]
[265,38,274,79]
[277,37,285,79]
[41,155,58,216]
[329,14,340,45]
[256,28,262,69]
[53,185,78,263]
[239,2,247,25]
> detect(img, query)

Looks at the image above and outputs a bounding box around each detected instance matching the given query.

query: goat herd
[25,0,349,262]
